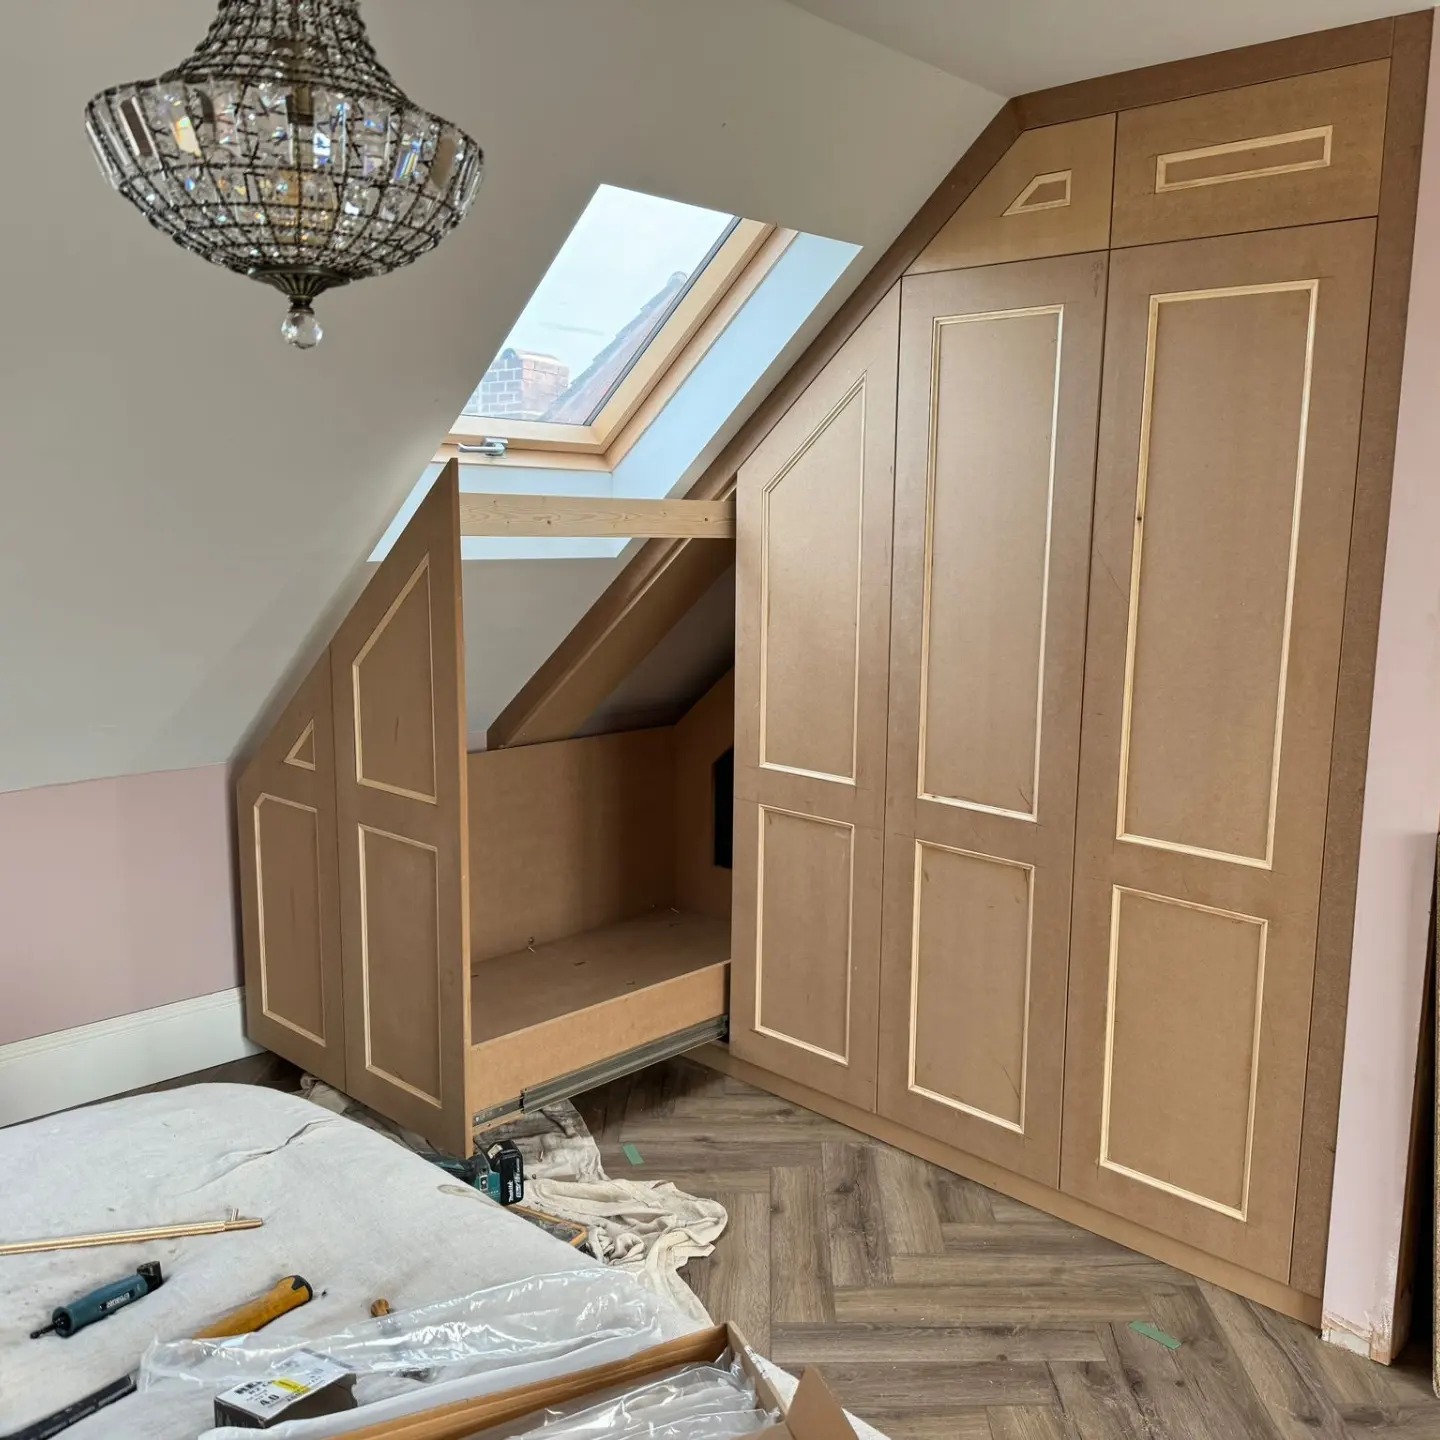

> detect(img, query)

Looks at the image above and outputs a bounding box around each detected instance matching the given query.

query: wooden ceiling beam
[459,494,735,540]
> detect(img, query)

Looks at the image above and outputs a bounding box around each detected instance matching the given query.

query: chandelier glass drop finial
[84,0,483,348]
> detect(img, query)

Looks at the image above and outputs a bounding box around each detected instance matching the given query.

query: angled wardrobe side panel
[237,651,346,1089]
[730,285,900,1110]
[331,460,472,1155]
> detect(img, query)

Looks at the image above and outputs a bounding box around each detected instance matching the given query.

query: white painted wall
[1323,16,1440,1361]
[0,0,999,796]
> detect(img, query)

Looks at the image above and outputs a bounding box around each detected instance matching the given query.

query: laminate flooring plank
[684,1188,771,1353]
[814,1361,1057,1409]
[771,1324,1108,1366]
[1049,1356,1152,1440]
[772,1164,836,1325]
[822,1142,893,1288]
[861,1414,996,1440]
[892,1253,1188,1290]
[1197,1281,1349,1440]
[871,1146,946,1257]
[835,1286,1175,1327]
[987,1406,1071,1440]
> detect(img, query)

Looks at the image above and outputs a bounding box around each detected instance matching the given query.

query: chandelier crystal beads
[84,0,483,348]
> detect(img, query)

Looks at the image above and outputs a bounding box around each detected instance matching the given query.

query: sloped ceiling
[0,0,999,795]
[784,0,1403,95]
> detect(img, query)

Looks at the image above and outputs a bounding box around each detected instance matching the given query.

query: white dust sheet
[0,1083,885,1439]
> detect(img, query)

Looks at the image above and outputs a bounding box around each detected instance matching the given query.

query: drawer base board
[693,1042,1322,1328]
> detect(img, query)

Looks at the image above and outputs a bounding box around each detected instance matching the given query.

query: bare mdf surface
[1112,60,1389,247]
[469,909,729,1042]
[910,114,1115,273]
[673,669,735,923]
[237,649,346,1090]
[880,254,1106,1188]
[458,494,736,539]
[1062,221,1376,1281]
[466,913,728,1111]
[330,462,471,1156]
[731,287,899,1111]
[577,1054,1440,1439]
[466,728,676,962]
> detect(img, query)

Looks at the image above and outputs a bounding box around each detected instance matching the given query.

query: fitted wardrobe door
[331,461,473,1155]
[237,650,346,1089]
[730,286,899,1109]
[1061,221,1375,1280]
[876,253,1107,1185]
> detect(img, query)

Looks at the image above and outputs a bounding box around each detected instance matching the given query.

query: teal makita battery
[29,1263,165,1339]
[421,1141,524,1204]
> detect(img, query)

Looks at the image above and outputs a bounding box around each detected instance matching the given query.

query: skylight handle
[459,439,509,459]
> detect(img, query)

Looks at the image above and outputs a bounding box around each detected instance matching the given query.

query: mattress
[0,1083,885,1439]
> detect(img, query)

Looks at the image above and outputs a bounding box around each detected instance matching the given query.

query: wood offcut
[458,494,736,539]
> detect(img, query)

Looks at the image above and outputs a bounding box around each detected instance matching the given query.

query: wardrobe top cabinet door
[910,114,1116,273]
[1112,60,1388,247]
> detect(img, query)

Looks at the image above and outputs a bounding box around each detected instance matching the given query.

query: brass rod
[0,1213,262,1257]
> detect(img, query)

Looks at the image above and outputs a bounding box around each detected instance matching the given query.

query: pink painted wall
[0,764,239,1046]
[1323,16,1440,1357]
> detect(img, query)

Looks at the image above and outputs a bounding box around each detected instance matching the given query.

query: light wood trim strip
[1155,126,1333,192]
[485,102,1022,750]
[458,494,735,539]
[1016,16,1395,127]
[0,1214,263,1257]
[694,1044,1322,1327]
[1291,7,1433,1300]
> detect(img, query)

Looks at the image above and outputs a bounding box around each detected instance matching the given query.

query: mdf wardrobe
[726,27,1427,1322]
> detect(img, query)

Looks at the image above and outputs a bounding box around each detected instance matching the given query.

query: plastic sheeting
[475,1358,777,1440]
[131,1271,671,1440]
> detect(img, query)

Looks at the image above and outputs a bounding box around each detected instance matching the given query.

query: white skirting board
[0,988,260,1128]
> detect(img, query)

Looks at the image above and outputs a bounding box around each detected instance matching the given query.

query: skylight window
[448,185,774,461]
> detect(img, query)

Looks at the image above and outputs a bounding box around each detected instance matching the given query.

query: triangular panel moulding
[283,719,317,770]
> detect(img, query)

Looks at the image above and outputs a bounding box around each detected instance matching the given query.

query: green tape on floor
[1129,1321,1182,1350]
[621,1143,644,1166]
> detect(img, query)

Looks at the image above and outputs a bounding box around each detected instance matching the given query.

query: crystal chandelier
[84,0,483,348]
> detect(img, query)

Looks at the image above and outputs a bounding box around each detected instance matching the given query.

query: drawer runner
[471,1016,728,1135]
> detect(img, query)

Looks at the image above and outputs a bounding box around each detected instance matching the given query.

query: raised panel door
[1061,222,1375,1279]
[731,286,899,1108]
[877,253,1107,1184]
[236,651,346,1088]
[331,460,472,1155]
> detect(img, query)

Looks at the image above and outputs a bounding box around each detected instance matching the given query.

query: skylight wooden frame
[444,219,779,466]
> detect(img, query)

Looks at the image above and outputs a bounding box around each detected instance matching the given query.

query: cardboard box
[339,1322,857,1439]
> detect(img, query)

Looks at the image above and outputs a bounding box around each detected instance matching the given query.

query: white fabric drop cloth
[303,1079,726,1326]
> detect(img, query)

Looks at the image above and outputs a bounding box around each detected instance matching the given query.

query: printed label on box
[217,1350,350,1420]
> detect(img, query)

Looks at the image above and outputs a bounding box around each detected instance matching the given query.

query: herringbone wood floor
[576,1057,1440,1440]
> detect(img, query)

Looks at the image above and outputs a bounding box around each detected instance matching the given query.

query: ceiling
[784,0,1403,95]
[0,0,997,794]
